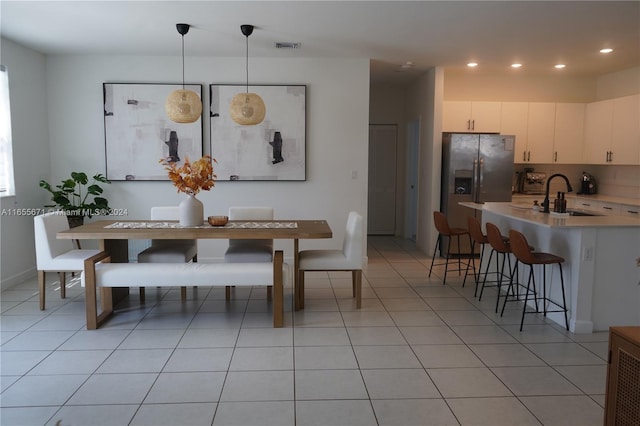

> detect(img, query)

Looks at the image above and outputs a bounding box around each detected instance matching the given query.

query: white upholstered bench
[82,250,286,329]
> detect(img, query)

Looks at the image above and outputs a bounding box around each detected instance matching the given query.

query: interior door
[368,125,397,235]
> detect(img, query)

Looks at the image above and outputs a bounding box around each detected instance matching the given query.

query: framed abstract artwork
[209,84,306,181]
[103,83,203,181]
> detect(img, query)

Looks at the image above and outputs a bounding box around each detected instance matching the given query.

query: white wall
[596,66,640,100]
[0,38,51,287]
[1,46,370,287]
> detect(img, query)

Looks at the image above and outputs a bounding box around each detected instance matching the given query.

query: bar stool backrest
[433,211,452,236]
[485,222,510,253]
[509,229,537,264]
[467,216,486,244]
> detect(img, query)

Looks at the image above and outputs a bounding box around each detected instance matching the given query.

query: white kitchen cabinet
[553,103,585,164]
[584,96,639,165]
[619,204,640,218]
[526,103,556,163]
[610,94,640,165]
[574,199,621,215]
[443,101,501,133]
[501,102,530,163]
[584,100,613,164]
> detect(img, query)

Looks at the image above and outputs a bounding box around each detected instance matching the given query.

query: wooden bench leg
[38,270,46,310]
[181,286,187,301]
[273,250,284,327]
[353,270,362,309]
[59,272,66,299]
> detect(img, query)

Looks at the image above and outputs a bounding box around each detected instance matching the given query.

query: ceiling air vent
[275,42,301,49]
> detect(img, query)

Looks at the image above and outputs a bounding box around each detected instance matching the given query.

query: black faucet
[542,174,573,213]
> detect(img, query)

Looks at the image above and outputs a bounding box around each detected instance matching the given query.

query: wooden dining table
[57,219,333,316]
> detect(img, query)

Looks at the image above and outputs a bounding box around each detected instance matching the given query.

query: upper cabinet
[443,101,501,133]
[584,100,613,164]
[501,102,529,162]
[610,94,640,165]
[585,95,639,165]
[553,103,585,164]
[526,103,556,164]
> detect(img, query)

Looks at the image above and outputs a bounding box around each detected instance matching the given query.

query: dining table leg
[294,238,301,310]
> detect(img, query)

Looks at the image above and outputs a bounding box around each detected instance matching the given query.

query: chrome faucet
[542,174,573,213]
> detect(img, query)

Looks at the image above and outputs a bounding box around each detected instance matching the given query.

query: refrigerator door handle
[472,158,479,202]
[478,157,485,201]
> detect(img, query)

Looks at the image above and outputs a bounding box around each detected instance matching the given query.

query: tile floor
[0,237,607,425]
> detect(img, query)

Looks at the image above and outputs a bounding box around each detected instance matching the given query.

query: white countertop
[461,201,640,228]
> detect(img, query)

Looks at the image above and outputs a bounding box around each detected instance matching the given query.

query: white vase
[179,194,204,226]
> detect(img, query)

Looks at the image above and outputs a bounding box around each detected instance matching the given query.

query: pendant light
[230,24,266,125]
[166,23,202,123]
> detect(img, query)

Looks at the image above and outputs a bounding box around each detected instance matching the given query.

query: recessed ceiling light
[467,62,478,67]
[600,48,613,54]
[511,63,522,68]
[555,64,566,69]
[400,61,415,69]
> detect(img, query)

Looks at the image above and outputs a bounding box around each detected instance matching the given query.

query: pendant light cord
[181,35,186,90]
[245,34,249,94]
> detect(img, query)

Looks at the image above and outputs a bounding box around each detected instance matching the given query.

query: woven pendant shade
[230,92,266,125]
[166,89,202,123]
[166,23,202,124]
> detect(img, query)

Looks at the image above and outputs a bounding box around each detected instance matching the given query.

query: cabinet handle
[523,151,527,162]
[581,203,591,207]
[467,120,471,130]
[471,120,475,130]
[609,151,613,162]
[603,207,613,210]
[554,152,558,162]
[527,151,531,162]
[627,210,639,214]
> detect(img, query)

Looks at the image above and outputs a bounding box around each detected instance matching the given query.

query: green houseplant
[39,172,111,226]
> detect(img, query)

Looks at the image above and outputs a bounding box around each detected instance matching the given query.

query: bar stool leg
[443,237,452,285]
[478,248,496,301]
[559,263,569,330]
[520,266,535,332]
[428,235,440,278]
[500,259,517,316]
[463,240,476,288]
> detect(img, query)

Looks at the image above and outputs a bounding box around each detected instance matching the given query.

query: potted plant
[39,172,111,227]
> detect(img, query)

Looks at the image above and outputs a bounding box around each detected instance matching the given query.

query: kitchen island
[462,202,640,333]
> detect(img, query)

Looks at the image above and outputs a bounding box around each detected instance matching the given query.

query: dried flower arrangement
[161,155,217,195]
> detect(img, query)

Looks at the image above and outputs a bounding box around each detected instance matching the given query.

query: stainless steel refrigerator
[440,133,515,254]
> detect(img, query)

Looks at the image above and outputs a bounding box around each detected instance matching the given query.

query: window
[0,64,15,196]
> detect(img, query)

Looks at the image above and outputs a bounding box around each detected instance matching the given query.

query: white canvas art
[210,85,306,181]
[104,83,203,181]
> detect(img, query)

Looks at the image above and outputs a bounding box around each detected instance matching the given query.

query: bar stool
[429,211,472,286]
[465,216,490,296]
[478,223,516,312]
[506,229,569,332]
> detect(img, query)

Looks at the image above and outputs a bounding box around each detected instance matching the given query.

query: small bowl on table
[208,215,228,226]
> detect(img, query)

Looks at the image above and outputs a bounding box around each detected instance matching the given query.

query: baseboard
[1,267,36,291]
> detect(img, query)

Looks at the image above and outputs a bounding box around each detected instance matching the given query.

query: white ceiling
[1,1,639,85]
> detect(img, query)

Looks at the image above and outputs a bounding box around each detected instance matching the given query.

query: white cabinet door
[471,102,502,133]
[554,103,585,164]
[584,99,613,164]
[611,94,640,165]
[501,102,530,163]
[443,101,501,133]
[443,101,472,132]
[527,103,556,164]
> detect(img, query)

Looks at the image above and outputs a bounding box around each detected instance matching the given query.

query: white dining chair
[224,206,274,300]
[298,211,364,309]
[34,211,101,310]
[137,206,197,301]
